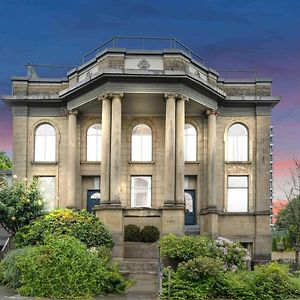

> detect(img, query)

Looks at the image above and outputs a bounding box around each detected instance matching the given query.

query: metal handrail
[81,36,205,64]
[0,236,11,259]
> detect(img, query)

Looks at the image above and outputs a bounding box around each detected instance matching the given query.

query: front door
[87,189,100,214]
[184,190,196,225]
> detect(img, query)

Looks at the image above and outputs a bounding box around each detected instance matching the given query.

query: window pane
[228,176,248,188]
[37,176,55,211]
[131,176,151,207]
[227,124,248,161]
[184,124,197,161]
[227,176,248,212]
[87,124,101,161]
[35,124,56,162]
[131,124,152,161]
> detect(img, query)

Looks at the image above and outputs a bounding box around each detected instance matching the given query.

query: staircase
[119,242,159,297]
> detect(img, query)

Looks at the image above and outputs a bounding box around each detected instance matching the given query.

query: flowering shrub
[215,237,251,271]
[14,209,114,248]
[0,177,44,235]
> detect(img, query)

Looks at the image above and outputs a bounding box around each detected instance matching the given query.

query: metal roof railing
[81,36,205,64]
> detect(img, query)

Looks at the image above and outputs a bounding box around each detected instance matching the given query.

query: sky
[0,0,299,199]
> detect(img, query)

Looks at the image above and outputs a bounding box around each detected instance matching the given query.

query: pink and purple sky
[0,0,299,199]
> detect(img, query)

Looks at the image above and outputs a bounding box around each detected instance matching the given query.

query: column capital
[67,109,78,116]
[164,93,187,101]
[206,109,219,116]
[99,92,124,101]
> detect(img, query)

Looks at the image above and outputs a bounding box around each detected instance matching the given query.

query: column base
[199,211,219,238]
[95,206,124,259]
[162,206,185,236]
[164,200,176,207]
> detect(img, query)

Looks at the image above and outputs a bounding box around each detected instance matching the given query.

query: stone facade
[2,45,279,261]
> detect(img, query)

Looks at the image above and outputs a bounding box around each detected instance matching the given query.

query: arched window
[87,124,102,161]
[34,123,56,162]
[131,124,152,161]
[227,123,248,161]
[184,124,197,161]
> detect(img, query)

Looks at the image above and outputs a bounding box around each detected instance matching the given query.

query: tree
[276,160,300,270]
[0,151,12,170]
[0,177,44,235]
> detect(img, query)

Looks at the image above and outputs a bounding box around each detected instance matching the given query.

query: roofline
[11,76,68,83]
[218,78,273,84]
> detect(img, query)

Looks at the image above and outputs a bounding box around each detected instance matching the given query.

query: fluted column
[175,95,186,206]
[99,93,112,204]
[164,93,176,206]
[66,109,78,208]
[206,109,217,210]
[110,93,123,205]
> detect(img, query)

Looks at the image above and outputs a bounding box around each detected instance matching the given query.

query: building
[1,37,279,260]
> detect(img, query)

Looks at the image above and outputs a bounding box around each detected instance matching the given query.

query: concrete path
[0,285,158,300]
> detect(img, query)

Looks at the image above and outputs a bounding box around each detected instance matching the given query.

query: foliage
[0,151,12,170]
[162,262,300,300]
[215,237,251,271]
[276,196,300,269]
[177,256,224,281]
[159,234,250,271]
[14,208,114,249]
[0,178,44,235]
[124,224,141,242]
[1,235,127,298]
[140,225,160,242]
[272,237,278,251]
[0,261,5,285]
[159,234,217,264]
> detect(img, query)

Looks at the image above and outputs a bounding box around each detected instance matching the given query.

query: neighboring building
[1,37,279,260]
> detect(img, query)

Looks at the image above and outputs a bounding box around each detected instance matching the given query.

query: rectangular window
[37,176,56,211]
[227,176,248,212]
[131,176,151,207]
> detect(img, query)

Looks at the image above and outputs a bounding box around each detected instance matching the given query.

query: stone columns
[164,93,176,206]
[110,93,123,205]
[206,109,217,210]
[175,95,186,206]
[99,94,112,204]
[66,109,78,208]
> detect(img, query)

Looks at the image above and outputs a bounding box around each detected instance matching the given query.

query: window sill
[31,161,58,165]
[80,161,101,164]
[225,161,251,164]
[185,161,200,164]
[128,161,155,164]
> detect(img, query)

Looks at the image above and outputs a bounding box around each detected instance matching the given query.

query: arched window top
[228,123,248,137]
[87,123,102,161]
[184,123,197,161]
[87,123,102,135]
[227,123,248,161]
[36,123,55,136]
[132,124,152,136]
[34,123,56,162]
[131,124,152,162]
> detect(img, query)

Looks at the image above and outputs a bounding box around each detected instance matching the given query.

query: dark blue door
[184,190,196,225]
[87,189,100,214]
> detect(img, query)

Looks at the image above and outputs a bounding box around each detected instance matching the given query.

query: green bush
[249,262,300,299]
[159,234,218,264]
[2,235,126,298]
[14,208,114,248]
[124,224,141,242]
[0,261,5,285]
[177,256,224,281]
[140,225,159,242]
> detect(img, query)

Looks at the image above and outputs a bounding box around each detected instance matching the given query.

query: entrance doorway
[87,189,100,214]
[184,190,196,225]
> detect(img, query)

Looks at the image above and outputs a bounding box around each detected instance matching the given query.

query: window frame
[131,123,153,162]
[227,175,249,213]
[34,123,57,163]
[227,123,249,162]
[86,123,102,162]
[184,123,197,162]
[130,175,152,208]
